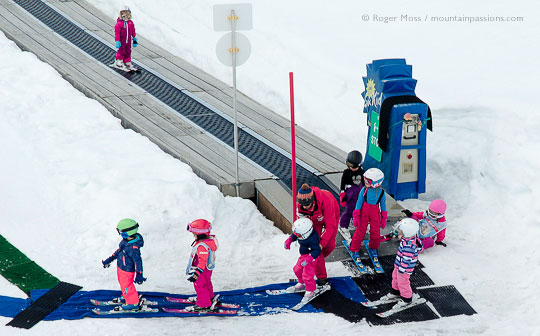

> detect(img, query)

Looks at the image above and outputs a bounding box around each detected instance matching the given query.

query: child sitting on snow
[401,199,447,250]
[112,6,138,71]
[185,219,219,312]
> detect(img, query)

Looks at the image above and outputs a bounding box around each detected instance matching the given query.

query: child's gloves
[187,267,203,282]
[102,256,115,268]
[301,255,316,267]
[134,272,147,284]
[381,211,388,229]
[435,241,447,247]
[284,236,293,250]
[401,209,413,217]
[352,209,360,227]
[133,37,138,47]
[115,41,121,49]
[339,192,346,207]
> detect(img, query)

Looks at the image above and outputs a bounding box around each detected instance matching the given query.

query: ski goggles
[426,209,444,219]
[293,231,303,239]
[116,223,138,234]
[297,196,314,208]
[186,223,211,234]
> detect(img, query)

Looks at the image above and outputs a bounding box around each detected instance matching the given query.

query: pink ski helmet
[187,219,212,234]
[427,199,446,219]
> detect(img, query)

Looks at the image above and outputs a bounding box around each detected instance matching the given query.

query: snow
[1,0,540,335]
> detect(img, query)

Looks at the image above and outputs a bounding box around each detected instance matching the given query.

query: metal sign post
[214,4,252,197]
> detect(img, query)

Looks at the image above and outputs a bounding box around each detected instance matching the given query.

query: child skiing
[185,219,219,312]
[349,168,387,262]
[284,217,322,303]
[338,150,365,242]
[375,218,424,315]
[101,218,147,311]
[111,6,138,71]
[401,199,447,250]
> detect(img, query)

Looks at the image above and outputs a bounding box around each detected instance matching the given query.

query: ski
[92,305,159,315]
[342,240,372,275]
[376,297,427,318]
[265,285,305,295]
[162,307,237,315]
[379,233,394,242]
[166,296,240,309]
[291,283,331,311]
[361,296,401,308]
[90,296,158,306]
[363,239,384,274]
[109,63,140,73]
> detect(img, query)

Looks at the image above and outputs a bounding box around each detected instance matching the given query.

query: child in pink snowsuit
[402,199,447,250]
[186,219,219,311]
[113,7,138,70]
[350,168,387,255]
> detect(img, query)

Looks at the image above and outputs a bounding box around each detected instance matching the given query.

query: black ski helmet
[346,150,362,168]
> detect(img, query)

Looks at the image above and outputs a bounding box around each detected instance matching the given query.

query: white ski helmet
[292,217,313,240]
[364,168,384,188]
[120,6,131,19]
[397,218,419,238]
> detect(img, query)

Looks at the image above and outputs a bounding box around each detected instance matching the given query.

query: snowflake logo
[366,78,376,98]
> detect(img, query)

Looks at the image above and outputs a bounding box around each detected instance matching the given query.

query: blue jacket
[108,233,144,273]
[290,230,321,260]
[354,187,387,212]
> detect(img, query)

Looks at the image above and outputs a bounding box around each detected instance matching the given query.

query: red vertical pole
[289,72,297,222]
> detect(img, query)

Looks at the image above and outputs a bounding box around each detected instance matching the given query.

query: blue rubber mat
[0,277,361,320]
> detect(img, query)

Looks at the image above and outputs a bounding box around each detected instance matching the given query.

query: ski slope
[1,0,540,335]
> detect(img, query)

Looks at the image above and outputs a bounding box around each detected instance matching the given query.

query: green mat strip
[0,235,59,295]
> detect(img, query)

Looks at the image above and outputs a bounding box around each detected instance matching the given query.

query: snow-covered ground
[1,0,540,335]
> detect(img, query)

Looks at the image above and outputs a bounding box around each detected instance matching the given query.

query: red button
[407,153,413,159]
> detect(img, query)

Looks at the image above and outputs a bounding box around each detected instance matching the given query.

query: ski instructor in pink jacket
[296,183,339,286]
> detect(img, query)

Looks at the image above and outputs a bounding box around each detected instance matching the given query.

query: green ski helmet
[116,218,139,238]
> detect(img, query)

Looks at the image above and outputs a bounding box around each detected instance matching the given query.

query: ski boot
[114,300,142,312]
[338,226,351,242]
[379,289,400,302]
[111,59,129,71]
[125,62,138,72]
[184,305,217,313]
[316,278,330,289]
[391,293,420,310]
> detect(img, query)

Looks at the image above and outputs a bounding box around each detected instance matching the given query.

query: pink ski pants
[115,44,132,63]
[391,265,412,299]
[117,267,139,305]
[194,269,214,308]
[350,203,382,251]
[293,254,317,292]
